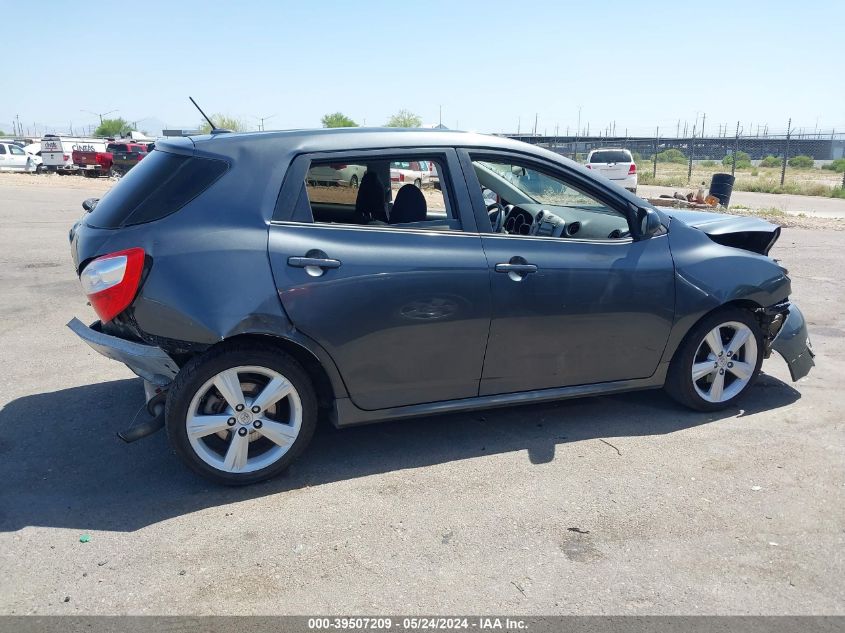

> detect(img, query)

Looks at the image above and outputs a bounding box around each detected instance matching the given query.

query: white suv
[586,148,637,193]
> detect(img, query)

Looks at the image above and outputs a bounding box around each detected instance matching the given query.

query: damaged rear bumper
[771,305,815,381]
[67,317,179,386]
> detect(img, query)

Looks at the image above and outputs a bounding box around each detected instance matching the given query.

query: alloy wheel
[186,365,302,474]
[691,321,758,403]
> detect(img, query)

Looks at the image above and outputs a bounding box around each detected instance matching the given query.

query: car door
[267,147,491,411]
[459,150,675,396]
[0,144,7,170]
[8,144,28,170]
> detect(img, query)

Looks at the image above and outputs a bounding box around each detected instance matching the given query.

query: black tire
[350,174,359,188]
[165,343,318,485]
[664,307,763,412]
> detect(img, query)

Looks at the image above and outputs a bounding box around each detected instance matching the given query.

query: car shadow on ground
[0,374,800,533]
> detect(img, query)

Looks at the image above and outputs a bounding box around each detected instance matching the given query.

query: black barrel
[709,173,735,207]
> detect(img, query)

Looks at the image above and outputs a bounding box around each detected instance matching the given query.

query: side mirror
[81,197,99,213]
[636,207,662,239]
[511,165,526,177]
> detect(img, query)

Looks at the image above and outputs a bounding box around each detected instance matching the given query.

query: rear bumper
[67,317,179,386]
[771,304,814,381]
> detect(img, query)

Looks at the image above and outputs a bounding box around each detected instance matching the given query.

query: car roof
[156,127,569,162]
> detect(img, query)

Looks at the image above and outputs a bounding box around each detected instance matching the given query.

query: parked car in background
[67,129,813,485]
[0,141,40,172]
[390,160,429,188]
[586,148,637,193]
[306,162,367,187]
[73,145,115,178]
[110,142,149,176]
[23,143,43,173]
[40,135,107,174]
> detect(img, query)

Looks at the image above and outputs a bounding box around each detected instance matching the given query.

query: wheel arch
[663,298,765,366]
[206,332,346,414]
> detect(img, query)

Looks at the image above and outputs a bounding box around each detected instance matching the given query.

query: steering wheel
[487,202,505,233]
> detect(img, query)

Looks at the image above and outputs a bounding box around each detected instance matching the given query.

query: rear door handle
[288,256,341,269]
[494,263,537,274]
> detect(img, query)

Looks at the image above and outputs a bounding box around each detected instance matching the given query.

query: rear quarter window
[589,150,631,163]
[85,151,228,228]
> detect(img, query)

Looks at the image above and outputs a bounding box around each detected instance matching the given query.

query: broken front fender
[771,305,815,381]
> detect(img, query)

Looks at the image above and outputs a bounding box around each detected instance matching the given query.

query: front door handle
[288,256,341,269]
[288,251,341,277]
[495,256,537,282]
[494,263,537,274]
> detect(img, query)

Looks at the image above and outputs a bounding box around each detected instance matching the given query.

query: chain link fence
[509,123,845,201]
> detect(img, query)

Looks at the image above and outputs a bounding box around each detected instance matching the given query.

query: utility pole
[82,109,117,125]
[254,114,276,132]
[688,124,696,181]
[676,119,680,137]
[781,117,791,186]
[701,113,706,138]
[438,105,442,128]
[533,112,538,136]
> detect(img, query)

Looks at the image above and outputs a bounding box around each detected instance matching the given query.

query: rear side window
[85,151,228,228]
[589,150,631,163]
[108,144,128,152]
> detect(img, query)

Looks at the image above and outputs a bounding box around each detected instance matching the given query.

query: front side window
[0,145,6,155]
[302,155,458,231]
[10,145,25,155]
[472,159,630,240]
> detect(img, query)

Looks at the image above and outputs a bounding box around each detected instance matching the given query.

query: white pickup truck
[40,135,108,174]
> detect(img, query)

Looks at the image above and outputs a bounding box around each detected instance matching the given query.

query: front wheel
[665,308,763,411]
[165,344,317,485]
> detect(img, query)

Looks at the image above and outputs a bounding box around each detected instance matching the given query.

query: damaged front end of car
[666,208,814,380]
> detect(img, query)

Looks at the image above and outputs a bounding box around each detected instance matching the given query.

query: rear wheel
[350,174,359,188]
[165,344,317,485]
[665,308,762,411]
[414,178,421,188]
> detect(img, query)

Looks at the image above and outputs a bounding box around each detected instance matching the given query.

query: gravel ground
[0,176,843,615]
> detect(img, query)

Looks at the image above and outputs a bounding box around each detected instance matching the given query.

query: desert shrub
[788,155,814,169]
[655,149,687,163]
[751,168,759,176]
[760,155,783,168]
[722,151,751,167]
[700,160,716,167]
[822,158,845,172]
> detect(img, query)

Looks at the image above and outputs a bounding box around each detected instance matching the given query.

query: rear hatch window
[589,150,631,163]
[85,150,228,228]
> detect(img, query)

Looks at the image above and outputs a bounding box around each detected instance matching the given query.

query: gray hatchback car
[68,128,814,485]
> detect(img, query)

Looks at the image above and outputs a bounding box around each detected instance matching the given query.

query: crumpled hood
[663,209,781,255]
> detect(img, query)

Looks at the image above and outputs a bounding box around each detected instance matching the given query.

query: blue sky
[4,0,843,137]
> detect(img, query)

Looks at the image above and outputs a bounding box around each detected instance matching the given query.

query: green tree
[198,114,248,134]
[760,155,782,168]
[385,109,422,128]
[321,112,358,128]
[95,118,134,137]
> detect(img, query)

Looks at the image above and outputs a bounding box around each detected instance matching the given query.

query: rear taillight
[79,248,145,322]
[63,154,70,161]
[585,164,592,169]
[628,163,637,175]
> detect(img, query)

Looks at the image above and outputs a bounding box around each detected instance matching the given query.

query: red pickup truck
[73,142,150,178]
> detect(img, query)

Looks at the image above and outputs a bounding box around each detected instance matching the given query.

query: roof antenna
[189,96,229,134]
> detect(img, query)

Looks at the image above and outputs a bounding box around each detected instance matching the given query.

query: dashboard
[500,203,630,240]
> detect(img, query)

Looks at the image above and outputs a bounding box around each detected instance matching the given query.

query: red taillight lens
[79,248,145,322]
[399,173,405,181]
[63,154,70,161]
[328,163,347,170]
[585,164,592,169]
[628,163,637,174]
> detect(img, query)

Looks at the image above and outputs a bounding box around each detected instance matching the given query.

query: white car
[0,142,40,172]
[306,162,367,187]
[390,160,430,188]
[586,148,637,193]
